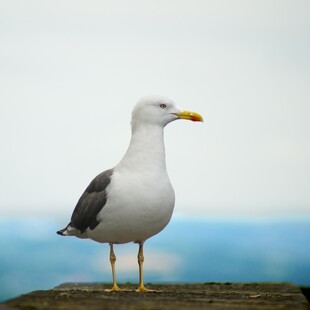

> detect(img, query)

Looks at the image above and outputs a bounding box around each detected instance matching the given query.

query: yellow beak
[176,110,204,122]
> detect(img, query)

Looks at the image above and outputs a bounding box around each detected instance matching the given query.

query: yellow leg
[136,242,154,292]
[105,243,122,292]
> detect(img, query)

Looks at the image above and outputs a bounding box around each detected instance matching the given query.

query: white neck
[117,124,167,173]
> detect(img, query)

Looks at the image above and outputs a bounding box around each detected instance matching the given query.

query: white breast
[88,169,175,244]
[86,124,175,244]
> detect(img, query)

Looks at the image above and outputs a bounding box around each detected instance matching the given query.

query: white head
[131,95,203,130]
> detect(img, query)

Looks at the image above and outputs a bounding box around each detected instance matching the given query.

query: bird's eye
[159,104,167,109]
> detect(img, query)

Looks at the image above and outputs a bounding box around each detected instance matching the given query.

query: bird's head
[131,95,203,129]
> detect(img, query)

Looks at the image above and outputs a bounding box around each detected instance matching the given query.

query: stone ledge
[3,282,310,310]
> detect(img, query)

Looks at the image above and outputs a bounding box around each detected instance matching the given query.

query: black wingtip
[57,229,66,236]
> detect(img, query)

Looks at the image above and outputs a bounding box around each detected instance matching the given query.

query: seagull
[57,95,203,292]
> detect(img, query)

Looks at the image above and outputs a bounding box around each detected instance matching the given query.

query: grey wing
[70,168,114,233]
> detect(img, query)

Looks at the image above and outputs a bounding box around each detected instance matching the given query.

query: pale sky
[1,0,309,218]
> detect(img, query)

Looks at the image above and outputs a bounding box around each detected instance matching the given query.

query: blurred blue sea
[1,215,310,302]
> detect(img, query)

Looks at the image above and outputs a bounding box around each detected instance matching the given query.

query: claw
[105,284,130,292]
[136,284,158,293]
